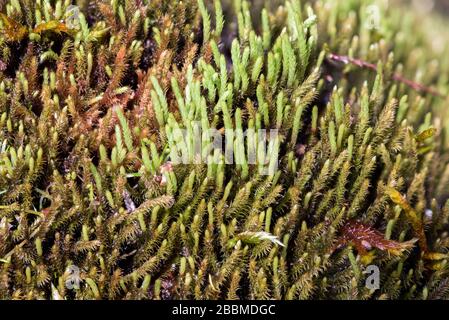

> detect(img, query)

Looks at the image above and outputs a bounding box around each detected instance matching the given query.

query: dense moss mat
[1,0,449,299]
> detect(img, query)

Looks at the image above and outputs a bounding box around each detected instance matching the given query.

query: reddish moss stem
[328,53,445,98]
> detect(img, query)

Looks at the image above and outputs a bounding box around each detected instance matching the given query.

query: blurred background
[403,0,449,15]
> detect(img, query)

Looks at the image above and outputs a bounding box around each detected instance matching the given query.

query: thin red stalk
[328,53,444,97]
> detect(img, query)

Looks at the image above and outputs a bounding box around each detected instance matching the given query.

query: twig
[328,53,445,98]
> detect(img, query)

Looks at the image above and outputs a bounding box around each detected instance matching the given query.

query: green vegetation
[1,0,449,299]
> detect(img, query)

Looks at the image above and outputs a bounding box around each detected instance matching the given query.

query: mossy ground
[1,0,449,300]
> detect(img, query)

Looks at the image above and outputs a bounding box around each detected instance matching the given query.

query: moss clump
[1,0,449,300]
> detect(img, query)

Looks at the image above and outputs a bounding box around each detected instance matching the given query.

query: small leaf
[33,20,74,36]
[386,187,428,251]
[386,187,411,210]
[360,251,376,265]
[335,220,417,256]
[423,252,449,261]
[228,231,285,248]
[415,127,436,143]
[0,13,28,41]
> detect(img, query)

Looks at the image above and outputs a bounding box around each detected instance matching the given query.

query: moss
[1,0,449,300]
